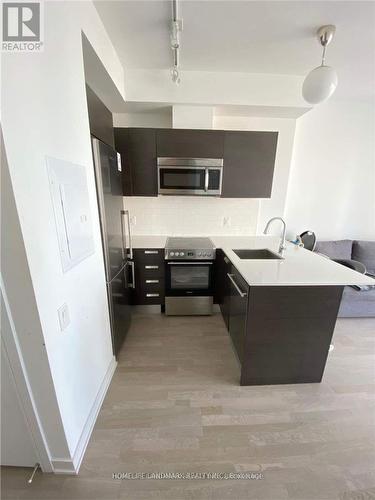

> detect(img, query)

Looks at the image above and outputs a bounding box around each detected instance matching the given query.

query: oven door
[166,261,214,297]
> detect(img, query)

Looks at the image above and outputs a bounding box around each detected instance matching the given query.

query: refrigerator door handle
[122,210,133,260]
[130,261,135,289]
[126,260,135,289]
[120,210,126,261]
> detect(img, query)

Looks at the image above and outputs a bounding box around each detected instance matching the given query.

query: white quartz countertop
[132,235,168,248]
[131,234,375,287]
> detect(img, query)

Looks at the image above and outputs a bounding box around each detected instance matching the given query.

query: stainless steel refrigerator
[92,137,134,357]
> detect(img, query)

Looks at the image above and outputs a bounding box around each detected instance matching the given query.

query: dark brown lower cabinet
[131,249,165,305]
[216,250,344,386]
[240,286,344,385]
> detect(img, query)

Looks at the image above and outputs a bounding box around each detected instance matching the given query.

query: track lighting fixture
[170,0,182,85]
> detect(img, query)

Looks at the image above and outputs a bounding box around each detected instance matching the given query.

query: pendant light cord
[321,44,327,66]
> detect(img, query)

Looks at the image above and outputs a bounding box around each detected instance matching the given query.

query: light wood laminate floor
[2,314,375,500]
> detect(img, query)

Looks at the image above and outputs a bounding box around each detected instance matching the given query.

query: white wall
[113,110,172,128]
[124,69,309,115]
[172,105,214,129]
[285,98,375,240]
[1,1,123,469]
[124,196,259,236]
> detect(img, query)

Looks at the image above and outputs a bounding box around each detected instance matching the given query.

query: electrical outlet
[58,303,70,331]
[130,215,136,226]
[223,216,231,227]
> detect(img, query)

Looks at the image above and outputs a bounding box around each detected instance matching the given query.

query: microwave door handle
[204,168,209,192]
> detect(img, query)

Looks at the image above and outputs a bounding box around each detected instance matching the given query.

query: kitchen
[88,84,374,388]
[2,1,375,498]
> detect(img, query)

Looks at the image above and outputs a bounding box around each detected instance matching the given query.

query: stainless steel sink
[233,248,283,260]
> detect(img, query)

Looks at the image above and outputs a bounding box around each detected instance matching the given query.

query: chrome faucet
[263,217,287,254]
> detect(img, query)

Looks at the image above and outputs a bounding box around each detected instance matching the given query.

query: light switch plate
[223,216,231,227]
[130,215,136,226]
[58,303,70,331]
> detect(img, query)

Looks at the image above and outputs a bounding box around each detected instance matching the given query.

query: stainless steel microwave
[157,157,223,196]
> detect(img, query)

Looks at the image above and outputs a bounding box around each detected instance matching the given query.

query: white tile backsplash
[123,196,259,236]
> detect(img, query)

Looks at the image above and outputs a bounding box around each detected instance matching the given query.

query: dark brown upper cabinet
[222,131,278,198]
[156,129,224,158]
[115,127,278,199]
[114,128,157,197]
[85,84,115,148]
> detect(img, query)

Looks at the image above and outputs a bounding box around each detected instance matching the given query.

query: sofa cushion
[314,240,353,260]
[339,285,375,317]
[352,240,375,275]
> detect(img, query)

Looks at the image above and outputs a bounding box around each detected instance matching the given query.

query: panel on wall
[222,131,278,198]
[47,157,95,272]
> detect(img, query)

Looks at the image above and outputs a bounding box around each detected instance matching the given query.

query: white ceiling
[94,0,375,100]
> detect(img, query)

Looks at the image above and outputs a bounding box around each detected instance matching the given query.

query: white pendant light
[303,25,338,104]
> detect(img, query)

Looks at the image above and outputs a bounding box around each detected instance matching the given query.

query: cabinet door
[86,84,115,148]
[114,128,133,196]
[156,129,224,158]
[227,267,248,363]
[222,131,278,198]
[128,128,157,196]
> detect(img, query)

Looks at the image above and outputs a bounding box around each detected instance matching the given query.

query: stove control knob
[170,252,175,256]
[197,252,202,257]
[180,252,185,257]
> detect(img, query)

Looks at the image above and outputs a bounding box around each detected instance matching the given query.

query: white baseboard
[51,356,117,474]
[51,458,76,474]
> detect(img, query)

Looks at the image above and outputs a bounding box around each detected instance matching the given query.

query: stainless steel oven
[164,237,216,315]
[158,157,223,196]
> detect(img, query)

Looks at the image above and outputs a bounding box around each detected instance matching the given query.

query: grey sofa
[314,240,375,318]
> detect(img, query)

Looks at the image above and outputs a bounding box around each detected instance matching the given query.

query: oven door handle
[167,262,213,265]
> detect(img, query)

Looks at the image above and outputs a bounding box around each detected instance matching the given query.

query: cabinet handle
[146,279,159,284]
[146,293,160,298]
[167,262,213,265]
[145,265,159,269]
[227,273,247,298]
[144,250,159,254]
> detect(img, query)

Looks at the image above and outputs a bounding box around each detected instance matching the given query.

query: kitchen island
[131,234,374,385]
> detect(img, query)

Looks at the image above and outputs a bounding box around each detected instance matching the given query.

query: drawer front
[132,248,165,304]
[133,280,165,305]
[136,263,165,279]
[133,248,164,265]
